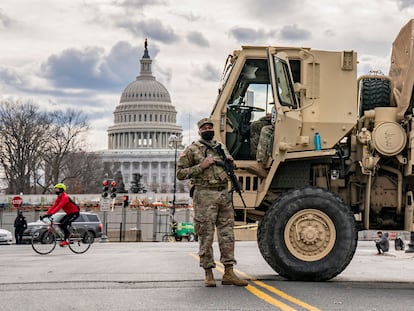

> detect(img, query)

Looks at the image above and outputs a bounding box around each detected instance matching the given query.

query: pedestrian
[394,235,405,251]
[14,210,27,244]
[176,117,248,287]
[375,231,389,255]
[41,183,80,247]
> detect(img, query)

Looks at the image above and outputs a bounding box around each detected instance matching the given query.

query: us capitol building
[97,41,186,194]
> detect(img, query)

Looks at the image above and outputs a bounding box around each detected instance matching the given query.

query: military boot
[204,268,216,287]
[222,265,248,286]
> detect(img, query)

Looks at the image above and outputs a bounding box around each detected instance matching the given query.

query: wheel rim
[284,208,336,262]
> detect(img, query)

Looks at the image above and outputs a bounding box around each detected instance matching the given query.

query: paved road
[0,241,413,310]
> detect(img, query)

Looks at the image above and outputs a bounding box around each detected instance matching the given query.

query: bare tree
[0,101,107,195]
[39,109,89,192]
[0,100,51,194]
[64,151,105,194]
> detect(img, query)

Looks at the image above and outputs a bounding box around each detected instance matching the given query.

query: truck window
[273,57,298,109]
[226,59,274,159]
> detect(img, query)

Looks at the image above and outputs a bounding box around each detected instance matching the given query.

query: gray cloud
[396,0,414,9]
[116,0,166,8]
[192,63,220,82]
[39,41,145,91]
[229,27,276,43]
[324,29,336,38]
[40,47,104,89]
[242,0,303,19]
[0,67,23,86]
[187,31,210,47]
[117,19,180,43]
[280,24,311,41]
[0,9,16,29]
[175,11,200,22]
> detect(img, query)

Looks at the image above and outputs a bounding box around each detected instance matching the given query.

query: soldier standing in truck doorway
[176,117,248,287]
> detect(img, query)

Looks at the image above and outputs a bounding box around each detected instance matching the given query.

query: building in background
[97,40,186,194]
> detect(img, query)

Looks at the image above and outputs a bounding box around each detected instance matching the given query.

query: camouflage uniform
[256,124,273,163]
[177,138,236,269]
[250,116,271,159]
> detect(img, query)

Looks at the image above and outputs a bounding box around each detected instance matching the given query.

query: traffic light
[110,180,117,198]
[102,180,109,198]
[123,195,129,208]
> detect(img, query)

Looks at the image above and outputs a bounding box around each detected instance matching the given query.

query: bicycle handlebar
[40,214,54,222]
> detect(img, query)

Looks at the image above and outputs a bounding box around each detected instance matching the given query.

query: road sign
[100,198,110,211]
[12,196,23,208]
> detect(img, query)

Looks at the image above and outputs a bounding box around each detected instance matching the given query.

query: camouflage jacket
[176,139,230,187]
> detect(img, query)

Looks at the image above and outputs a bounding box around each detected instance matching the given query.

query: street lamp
[168,134,179,218]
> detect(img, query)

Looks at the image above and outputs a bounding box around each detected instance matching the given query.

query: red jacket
[47,192,79,215]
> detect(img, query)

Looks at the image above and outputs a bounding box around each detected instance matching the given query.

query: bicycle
[31,215,93,255]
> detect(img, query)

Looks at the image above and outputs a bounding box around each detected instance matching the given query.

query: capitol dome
[120,76,171,103]
[107,40,182,150]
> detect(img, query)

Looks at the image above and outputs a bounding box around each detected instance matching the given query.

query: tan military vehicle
[209,19,414,281]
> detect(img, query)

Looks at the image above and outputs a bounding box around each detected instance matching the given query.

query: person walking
[176,117,248,287]
[14,210,27,244]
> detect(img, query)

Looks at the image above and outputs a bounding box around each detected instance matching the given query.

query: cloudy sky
[1,0,414,150]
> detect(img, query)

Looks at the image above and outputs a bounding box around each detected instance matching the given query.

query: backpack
[69,196,80,212]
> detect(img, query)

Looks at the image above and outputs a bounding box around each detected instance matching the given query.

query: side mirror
[294,82,306,93]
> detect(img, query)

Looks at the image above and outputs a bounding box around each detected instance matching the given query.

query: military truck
[208,19,414,281]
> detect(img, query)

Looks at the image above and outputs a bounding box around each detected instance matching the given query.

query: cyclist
[42,183,80,247]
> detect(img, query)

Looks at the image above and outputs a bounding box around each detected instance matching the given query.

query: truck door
[266,49,303,165]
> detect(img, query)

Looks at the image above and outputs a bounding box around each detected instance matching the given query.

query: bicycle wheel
[31,230,57,255]
[69,231,93,254]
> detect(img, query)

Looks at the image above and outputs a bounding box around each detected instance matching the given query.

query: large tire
[359,77,391,116]
[258,187,357,281]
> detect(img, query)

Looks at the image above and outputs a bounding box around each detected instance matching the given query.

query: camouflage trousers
[256,124,273,163]
[193,188,236,269]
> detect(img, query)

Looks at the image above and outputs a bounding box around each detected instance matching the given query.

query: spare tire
[359,77,391,116]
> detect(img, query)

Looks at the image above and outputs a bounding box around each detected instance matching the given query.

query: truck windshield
[218,55,235,93]
[273,56,298,108]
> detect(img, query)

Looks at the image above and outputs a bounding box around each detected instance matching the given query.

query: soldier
[249,113,271,159]
[176,117,248,287]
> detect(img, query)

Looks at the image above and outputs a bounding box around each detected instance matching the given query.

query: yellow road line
[253,280,321,311]
[235,268,321,311]
[188,253,321,311]
[245,284,297,311]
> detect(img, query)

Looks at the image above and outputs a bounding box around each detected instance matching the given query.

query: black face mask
[201,130,214,141]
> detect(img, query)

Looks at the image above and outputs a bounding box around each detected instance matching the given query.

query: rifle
[213,144,247,209]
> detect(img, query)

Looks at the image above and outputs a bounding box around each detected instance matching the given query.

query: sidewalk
[357,240,414,258]
[337,240,414,282]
